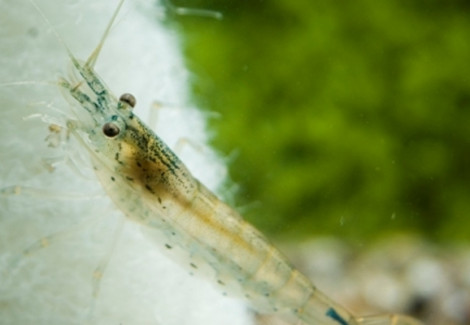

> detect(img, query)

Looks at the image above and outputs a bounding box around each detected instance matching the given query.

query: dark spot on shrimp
[217,279,225,286]
[326,308,348,325]
[190,263,198,269]
[165,243,172,249]
[111,176,115,182]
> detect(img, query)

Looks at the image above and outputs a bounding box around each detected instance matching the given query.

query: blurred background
[167,0,470,324]
[170,0,470,243]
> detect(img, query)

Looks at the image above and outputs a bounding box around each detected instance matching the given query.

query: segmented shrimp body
[56,2,423,324]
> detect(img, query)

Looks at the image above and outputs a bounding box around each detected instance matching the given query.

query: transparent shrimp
[38,0,424,324]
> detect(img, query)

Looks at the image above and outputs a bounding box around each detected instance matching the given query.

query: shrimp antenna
[86,0,126,68]
[0,80,56,87]
[28,0,75,60]
[29,0,125,68]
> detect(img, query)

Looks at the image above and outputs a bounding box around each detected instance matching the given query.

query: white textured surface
[0,1,251,324]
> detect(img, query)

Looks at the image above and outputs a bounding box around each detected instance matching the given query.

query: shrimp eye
[119,93,136,108]
[102,122,120,138]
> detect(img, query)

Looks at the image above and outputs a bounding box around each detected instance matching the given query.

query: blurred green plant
[171,0,470,242]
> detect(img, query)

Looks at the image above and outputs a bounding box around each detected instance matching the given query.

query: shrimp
[14,0,423,324]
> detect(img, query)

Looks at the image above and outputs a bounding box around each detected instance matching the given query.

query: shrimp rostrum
[55,1,423,324]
